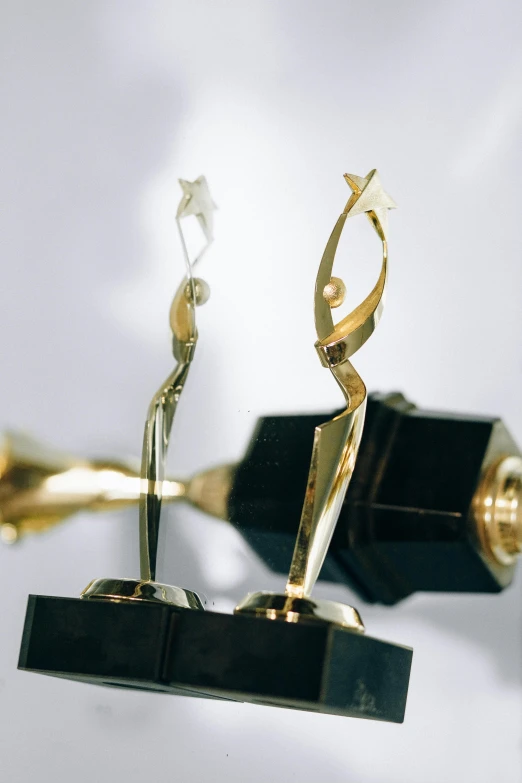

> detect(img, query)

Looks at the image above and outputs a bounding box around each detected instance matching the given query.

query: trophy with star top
[81,175,217,608]
[18,170,412,724]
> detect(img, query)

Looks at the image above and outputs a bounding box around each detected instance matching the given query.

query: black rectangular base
[19,595,412,723]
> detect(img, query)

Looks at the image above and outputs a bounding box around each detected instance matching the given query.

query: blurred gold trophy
[0,430,232,544]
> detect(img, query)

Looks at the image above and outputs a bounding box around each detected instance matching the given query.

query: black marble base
[19,595,412,723]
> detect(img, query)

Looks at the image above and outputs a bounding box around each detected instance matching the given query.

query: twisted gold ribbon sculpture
[236,170,396,628]
[139,176,215,583]
[82,176,216,607]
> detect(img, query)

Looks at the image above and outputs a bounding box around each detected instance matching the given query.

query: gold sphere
[184,277,210,306]
[323,277,346,308]
[1,523,18,544]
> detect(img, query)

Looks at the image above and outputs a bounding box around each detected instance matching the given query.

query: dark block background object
[19,595,412,723]
[228,392,520,604]
[228,409,354,584]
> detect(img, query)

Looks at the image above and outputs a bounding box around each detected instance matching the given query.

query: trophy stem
[81,176,216,609]
[285,390,367,599]
[138,354,193,583]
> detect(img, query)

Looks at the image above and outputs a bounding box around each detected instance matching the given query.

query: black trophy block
[19,595,412,723]
[229,392,520,604]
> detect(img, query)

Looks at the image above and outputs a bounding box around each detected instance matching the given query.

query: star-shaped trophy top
[176,175,217,243]
[343,169,396,240]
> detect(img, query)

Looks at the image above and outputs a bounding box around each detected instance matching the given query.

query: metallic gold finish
[81,577,204,609]
[0,430,183,543]
[139,355,193,582]
[289,170,394,599]
[1,523,18,544]
[236,170,395,627]
[474,455,522,566]
[184,277,210,306]
[83,176,216,609]
[140,177,216,584]
[323,276,346,308]
[234,591,364,631]
[0,430,233,543]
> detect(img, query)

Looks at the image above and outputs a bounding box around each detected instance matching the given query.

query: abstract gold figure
[236,170,396,628]
[81,176,216,608]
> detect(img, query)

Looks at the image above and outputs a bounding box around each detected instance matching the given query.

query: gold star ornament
[176,175,217,242]
[343,169,397,240]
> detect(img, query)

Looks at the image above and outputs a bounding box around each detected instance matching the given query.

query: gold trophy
[235,170,394,627]
[19,170,412,722]
[0,430,231,544]
[80,175,217,608]
[4,171,520,602]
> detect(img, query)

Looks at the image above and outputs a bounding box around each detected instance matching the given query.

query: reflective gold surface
[287,170,395,600]
[0,431,233,543]
[234,591,364,631]
[83,177,216,609]
[236,170,395,627]
[322,276,346,308]
[81,577,204,609]
[474,455,522,566]
[140,176,215,584]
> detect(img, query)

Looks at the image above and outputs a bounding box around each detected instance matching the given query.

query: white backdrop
[1,2,521,782]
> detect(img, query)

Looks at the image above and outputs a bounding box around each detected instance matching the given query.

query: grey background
[1,1,521,781]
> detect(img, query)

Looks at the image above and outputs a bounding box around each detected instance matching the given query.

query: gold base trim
[81,577,204,609]
[474,455,522,566]
[234,591,365,632]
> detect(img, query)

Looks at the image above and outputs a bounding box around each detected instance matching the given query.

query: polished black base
[19,595,412,723]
